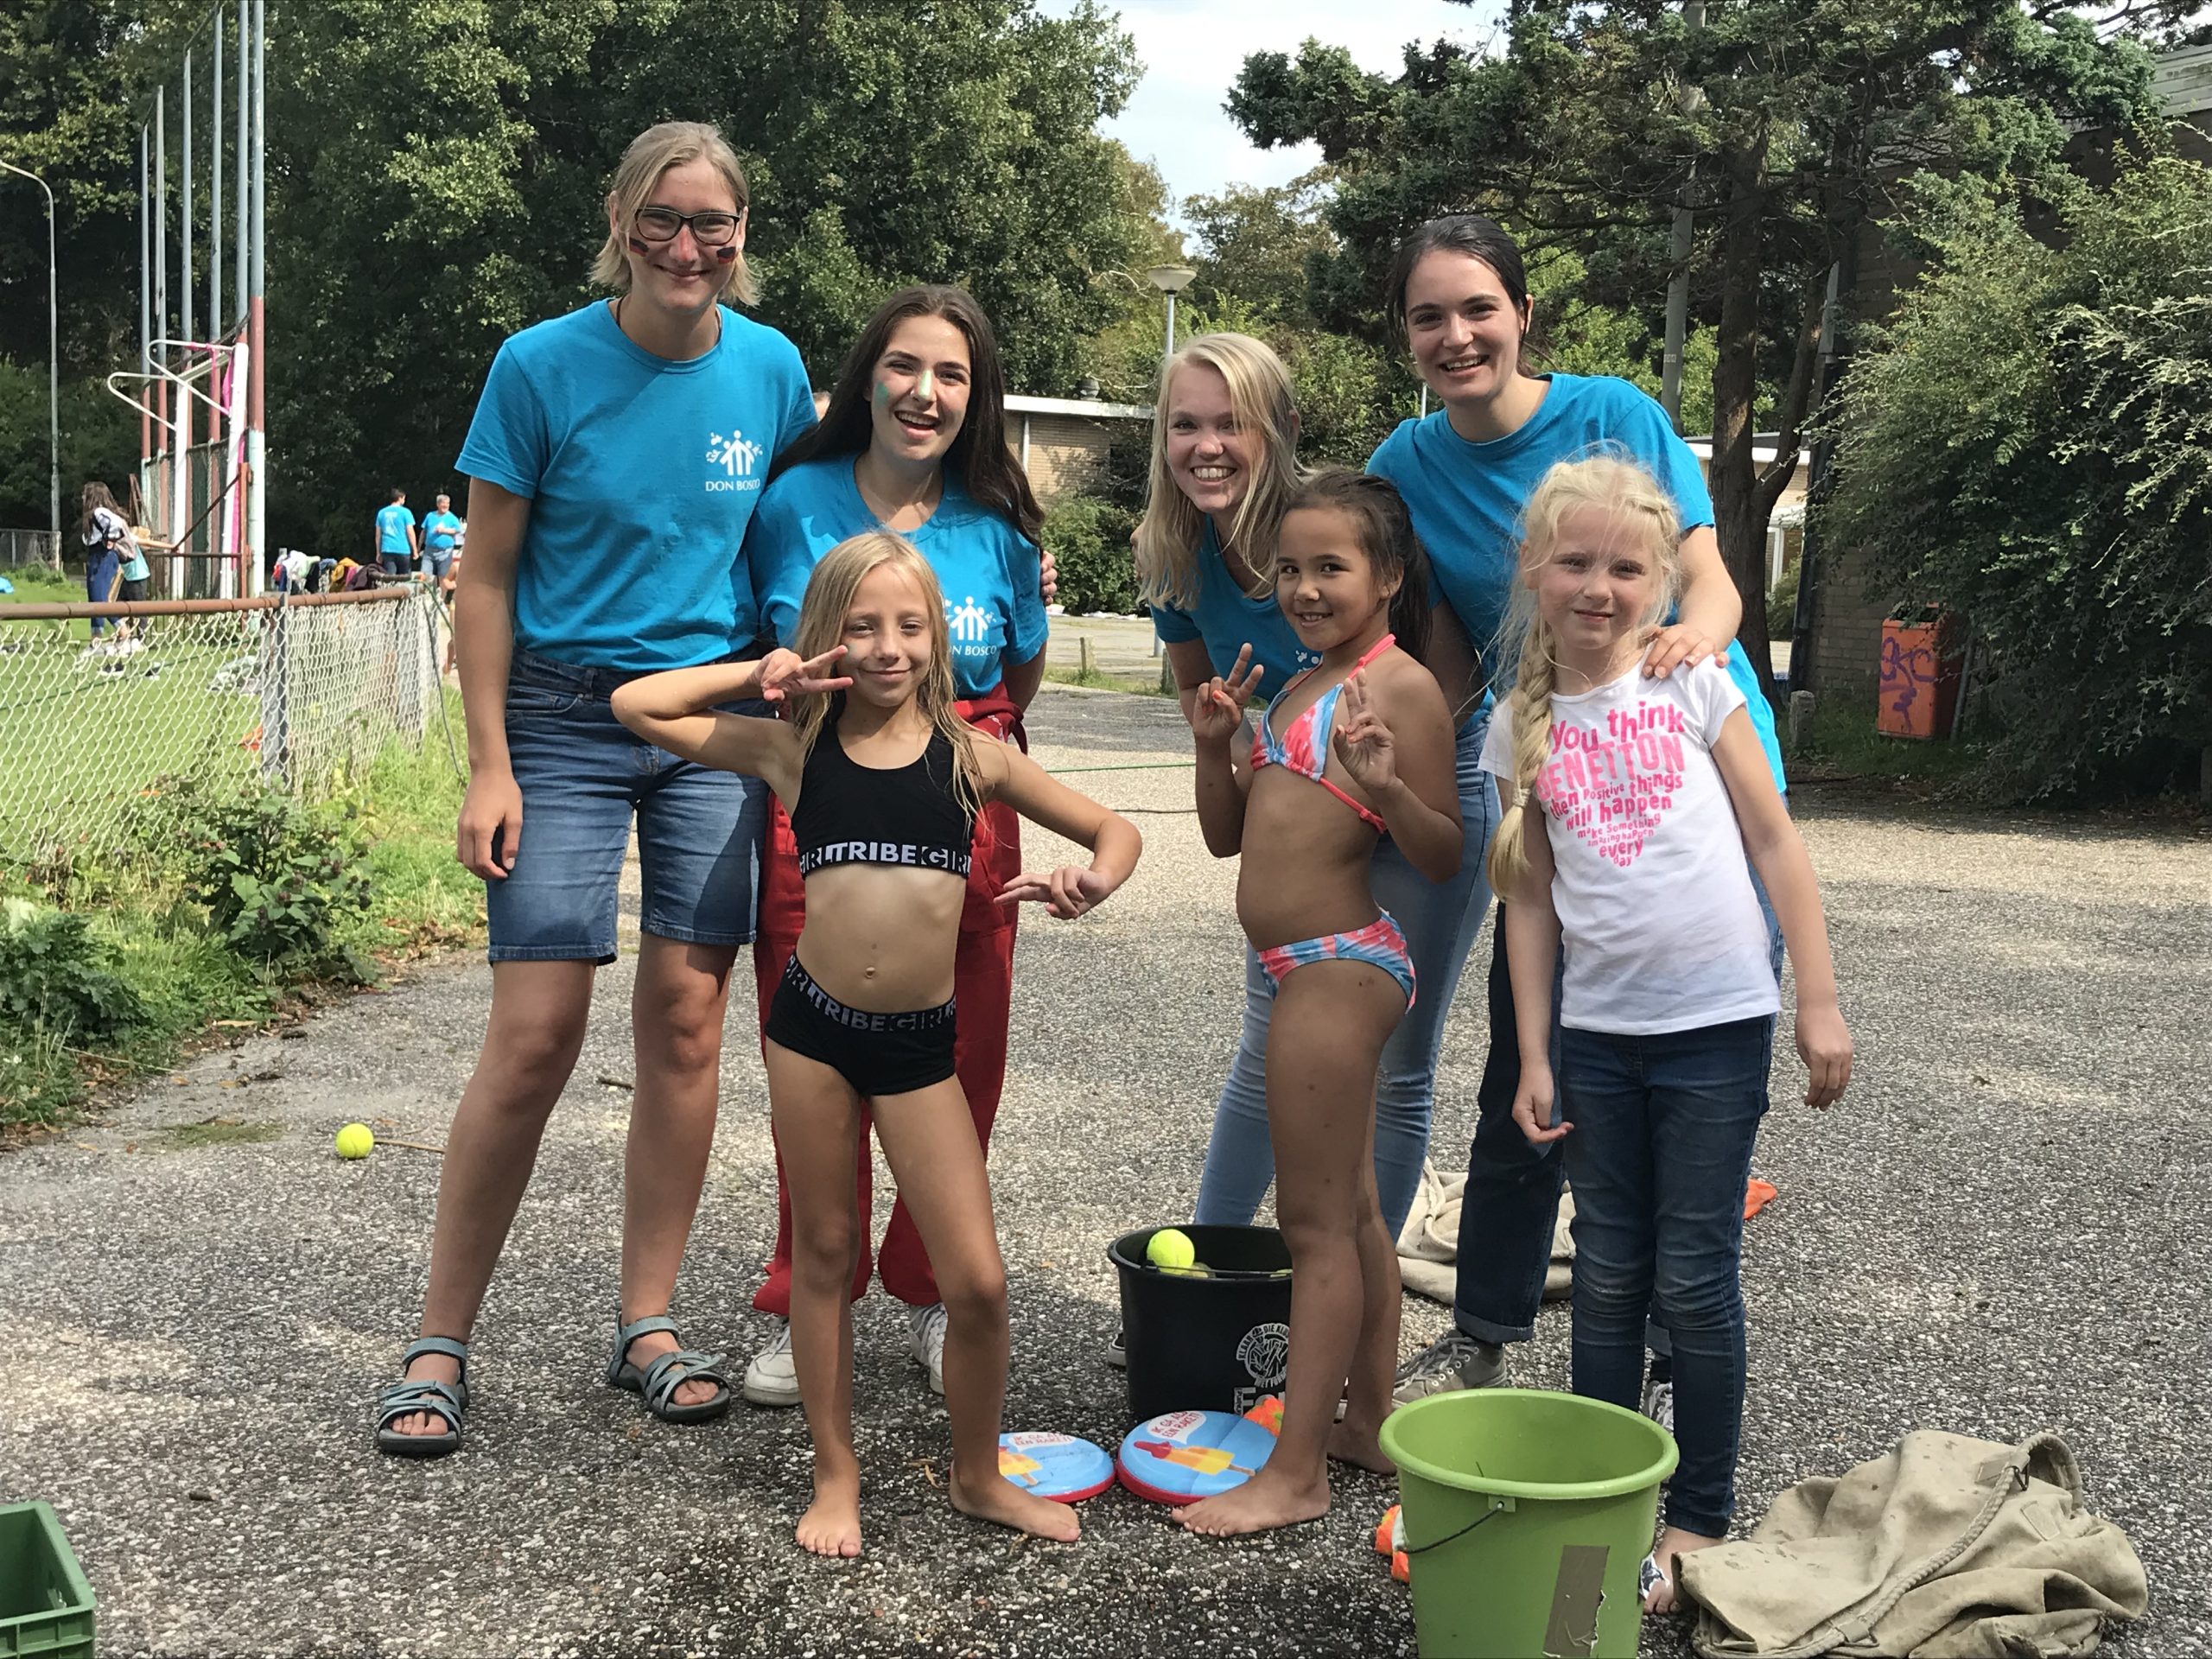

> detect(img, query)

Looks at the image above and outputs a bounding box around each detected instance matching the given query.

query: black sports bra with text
[791,724,975,880]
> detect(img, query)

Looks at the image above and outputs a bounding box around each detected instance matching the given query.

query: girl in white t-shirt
[1479,452,1852,1615]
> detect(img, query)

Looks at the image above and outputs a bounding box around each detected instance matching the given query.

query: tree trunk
[1707,131,1778,709]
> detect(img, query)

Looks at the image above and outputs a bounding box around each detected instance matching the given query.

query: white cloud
[1041,0,1499,219]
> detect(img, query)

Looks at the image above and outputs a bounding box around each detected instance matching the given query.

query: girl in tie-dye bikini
[1179,469,1464,1537]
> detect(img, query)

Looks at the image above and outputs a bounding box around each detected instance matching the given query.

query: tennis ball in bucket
[1146,1228,1196,1271]
[334,1122,375,1160]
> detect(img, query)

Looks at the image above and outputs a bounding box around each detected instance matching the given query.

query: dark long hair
[79,480,123,539]
[1383,213,1535,366]
[1282,469,1432,664]
[771,284,1044,544]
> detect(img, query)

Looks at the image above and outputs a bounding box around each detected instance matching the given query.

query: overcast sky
[1040,1,1501,219]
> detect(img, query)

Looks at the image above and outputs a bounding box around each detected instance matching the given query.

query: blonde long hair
[789,531,984,822]
[1486,453,1685,896]
[1134,333,1304,612]
[591,121,760,306]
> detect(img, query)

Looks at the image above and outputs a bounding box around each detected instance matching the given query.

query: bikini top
[1249,633,1395,836]
[791,721,974,880]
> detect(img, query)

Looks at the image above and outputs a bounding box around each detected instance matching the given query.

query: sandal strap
[377,1377,465,1433]
[639,1347,728,1413]
[613,1313,680,1348]
[401,1335,470,1374]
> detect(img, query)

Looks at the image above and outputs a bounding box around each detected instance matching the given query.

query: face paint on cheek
[874,381,893,410]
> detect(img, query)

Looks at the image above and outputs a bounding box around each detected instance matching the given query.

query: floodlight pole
[0,162,60,569]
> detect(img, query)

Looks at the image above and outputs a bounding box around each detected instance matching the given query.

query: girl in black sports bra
[612,530,1140,1559]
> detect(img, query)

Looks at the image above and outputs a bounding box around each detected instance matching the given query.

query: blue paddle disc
[1115,1409,1277,1504]
[998,1432,1115,1503]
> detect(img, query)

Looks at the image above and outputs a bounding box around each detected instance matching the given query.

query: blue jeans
[486,650,771,964]
[1452,839,1786,1352]
[86,549,122,633]
[1558,1016,1773,1538]
[1192,715,1500,1241]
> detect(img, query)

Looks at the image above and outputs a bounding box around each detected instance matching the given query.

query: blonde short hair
[591,121,759,307]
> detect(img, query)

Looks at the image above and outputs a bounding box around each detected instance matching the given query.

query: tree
[1819,154,2212,800]
[1230,0,2169,702]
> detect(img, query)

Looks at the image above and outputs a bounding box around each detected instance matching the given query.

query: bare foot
[1326,1419,1394,1474]
[1645,1524,1724,1613]
[797,1464,863,1559]
[949,1471,1082,1542]
[1171,1466,1332,1537]
[386,1350,462,1440]
[622,1326,722,1411]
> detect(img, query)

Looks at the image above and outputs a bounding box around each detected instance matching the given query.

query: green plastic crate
[0,1503,94,1659]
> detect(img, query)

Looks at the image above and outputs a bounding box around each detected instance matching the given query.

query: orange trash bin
[1878,618,1961,740]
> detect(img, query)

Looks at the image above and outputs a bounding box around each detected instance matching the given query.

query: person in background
[421,493,464,584]
[376,487,420,577]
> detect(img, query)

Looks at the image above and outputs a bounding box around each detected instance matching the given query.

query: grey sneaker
[907,1301,948,1395]
[1392,1331,1508,1406]
[740,1319,801,1408]
[1641,1376,1675,1436]
[1106,1325,1127,1369]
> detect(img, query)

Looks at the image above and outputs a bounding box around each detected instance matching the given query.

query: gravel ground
[4,683,2208,1658]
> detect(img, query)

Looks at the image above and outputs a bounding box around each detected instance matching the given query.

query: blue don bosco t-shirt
[375,503,415,555]
[458,301,816,671]
[1367,373,1784,790]
[1148,518,1321,693]
[420,510,462,552]
[747,456,1047,700]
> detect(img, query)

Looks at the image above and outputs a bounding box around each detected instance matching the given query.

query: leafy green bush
[133,777,374,977]
[1767,561,1800,643]
[1820,155,2212,799]
[1043,494,1141,615]
[0,899,145,1039]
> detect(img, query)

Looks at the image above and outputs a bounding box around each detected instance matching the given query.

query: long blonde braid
[1485,610,1560,898]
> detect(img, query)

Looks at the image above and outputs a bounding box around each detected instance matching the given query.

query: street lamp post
[1,161,60,569]
[1148,264,1197,359]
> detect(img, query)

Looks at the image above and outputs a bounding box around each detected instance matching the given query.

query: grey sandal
[375,1336,470,1459]
[605,1312,732,1425]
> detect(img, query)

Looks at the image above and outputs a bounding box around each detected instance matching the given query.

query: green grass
[1796,693,1988,789]
[1044,663,1177,697]
[2,692,480,1131]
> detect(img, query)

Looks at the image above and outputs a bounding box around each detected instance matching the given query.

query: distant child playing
[612,532,1141,1557]
[1482,453,1852,1611]
[1179,470,1462,1536]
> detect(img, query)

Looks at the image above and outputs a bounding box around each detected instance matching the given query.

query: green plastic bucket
[1380,1389,1678,1659]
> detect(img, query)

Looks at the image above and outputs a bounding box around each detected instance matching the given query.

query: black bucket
[1107,1225,1294,1420]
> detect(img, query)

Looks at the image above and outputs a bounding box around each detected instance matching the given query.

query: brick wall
[1808,537,1893,699]
[1020,415,1113,502]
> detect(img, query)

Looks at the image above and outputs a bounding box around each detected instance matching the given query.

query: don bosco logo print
[703,426,764,493]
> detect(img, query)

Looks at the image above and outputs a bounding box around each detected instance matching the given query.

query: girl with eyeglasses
[376,120,817,1457]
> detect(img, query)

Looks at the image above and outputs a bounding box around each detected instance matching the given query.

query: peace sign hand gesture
[1186,644,1265,748]
[1330,670,1398,795]
[758,645,854,704]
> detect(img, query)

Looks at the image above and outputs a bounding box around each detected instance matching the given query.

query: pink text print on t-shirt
[1536,701,1689,868]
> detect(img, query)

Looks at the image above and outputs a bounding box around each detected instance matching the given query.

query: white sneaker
[907,1301,948,1396]
[740,1319,801,1408]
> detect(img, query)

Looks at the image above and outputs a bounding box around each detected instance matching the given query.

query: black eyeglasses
[632,206,743,246]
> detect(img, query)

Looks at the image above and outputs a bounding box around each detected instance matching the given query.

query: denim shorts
[486,649,772,965]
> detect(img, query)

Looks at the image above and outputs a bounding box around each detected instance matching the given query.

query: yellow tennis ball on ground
[1146,1228,1196,1271]
[334,1122,374,1160]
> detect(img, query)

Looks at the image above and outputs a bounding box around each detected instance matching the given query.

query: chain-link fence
[0,585,450,874]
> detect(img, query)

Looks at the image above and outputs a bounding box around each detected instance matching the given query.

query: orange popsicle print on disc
[1133,1439,1259,1478]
